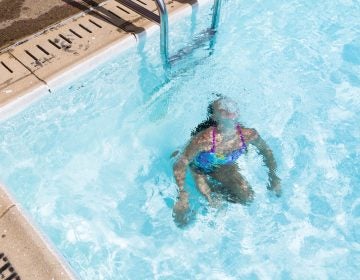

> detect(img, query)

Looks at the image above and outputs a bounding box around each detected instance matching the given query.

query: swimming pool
[1,0,360,278]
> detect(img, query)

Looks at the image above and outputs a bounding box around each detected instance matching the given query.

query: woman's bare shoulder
[180,127,213,159]
[242,127,259,142]
[190,127,213,146]
[191,127,213,145]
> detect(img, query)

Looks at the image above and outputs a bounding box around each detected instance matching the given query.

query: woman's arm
[173,129,211,193]
[173,155,190,193]
[249,130,281,196]
[172,130,212,226]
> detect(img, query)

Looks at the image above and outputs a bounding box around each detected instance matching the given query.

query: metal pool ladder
[119,0,223,67]
[154,0,223,67]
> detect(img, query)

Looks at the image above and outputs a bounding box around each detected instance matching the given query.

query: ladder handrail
[154,0,169,66]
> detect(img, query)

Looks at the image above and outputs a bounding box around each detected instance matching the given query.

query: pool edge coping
[0,184,78,279]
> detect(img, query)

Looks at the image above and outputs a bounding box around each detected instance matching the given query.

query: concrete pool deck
[0,0,204,278]
[0,186,75,279]
[0,0,107,50]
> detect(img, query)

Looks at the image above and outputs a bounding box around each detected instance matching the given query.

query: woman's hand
[208,193,223,208]
[268,174,281,197]
[173,191,190,227]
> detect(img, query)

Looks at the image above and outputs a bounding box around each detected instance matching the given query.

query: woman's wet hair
[191,102,218,136]
[191,97,240,136]
[207,102,214,115]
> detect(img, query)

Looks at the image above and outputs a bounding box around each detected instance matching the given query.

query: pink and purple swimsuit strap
[211,124,246,153]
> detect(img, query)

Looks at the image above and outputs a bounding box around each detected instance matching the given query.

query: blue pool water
[1,0,360,279]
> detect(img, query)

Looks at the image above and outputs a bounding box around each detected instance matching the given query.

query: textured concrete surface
[0,186,13,220]
[0,0,106,50]
[0,186,75,279]
[0,0,196,50]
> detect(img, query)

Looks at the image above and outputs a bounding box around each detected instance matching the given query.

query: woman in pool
[173,97,281,225]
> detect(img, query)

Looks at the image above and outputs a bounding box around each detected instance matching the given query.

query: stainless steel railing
[154,0,223,67]
[154,0,169,66]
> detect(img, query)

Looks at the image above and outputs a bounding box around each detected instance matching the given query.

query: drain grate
[0,253,21,280]
[0,61,13,73]
[2,0,156,74]
[117,0,160,23]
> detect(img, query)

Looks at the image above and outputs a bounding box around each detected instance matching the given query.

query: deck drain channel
[134,0,147,6]
[0,253,21,280]
[106,10,132,28]
[69,29,83,39]
[116,5,130,14]
[1,61,13,73]
[36,45,50,55]
[9,52,52,93]
[24,50,38,62]
[79,24,93,33]
[59,34,72,44]
[48,39,62,50]
[89,19,103,28]
[117,0,160,23]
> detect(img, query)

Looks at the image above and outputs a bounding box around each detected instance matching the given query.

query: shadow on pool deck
[0,0,199,51]
[0,0,106,51]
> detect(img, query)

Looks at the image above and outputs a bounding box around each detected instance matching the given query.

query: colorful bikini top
[191,125,247,173]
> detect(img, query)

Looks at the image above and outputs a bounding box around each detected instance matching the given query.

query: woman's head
[208,97,239,123]
[191,97,239,136]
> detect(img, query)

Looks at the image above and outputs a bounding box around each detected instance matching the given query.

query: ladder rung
[117,0,160,24]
